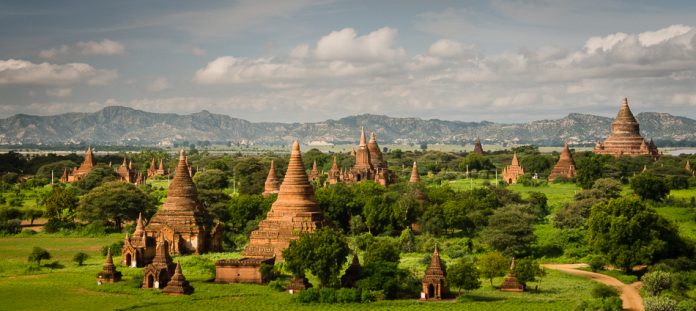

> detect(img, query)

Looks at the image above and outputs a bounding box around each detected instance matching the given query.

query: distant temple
[309,161,319,181]
[147,159,168,178]
[64,146,96,182]
[116,158,145,185]
[121,150,222,267]
[594,98,659,157]
[547,143,576,181]
[326,128,395,186]
[215,141,324,284]
[686,160,693,175]
[500,258,524,292]
[473,137,485,155]
[262,160,280,197]
[421,246,448,300]
[96,248,121,284]
[502,151,525,184]
[409,161,420,183]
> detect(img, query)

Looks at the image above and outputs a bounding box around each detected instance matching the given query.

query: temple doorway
[428,284,435,298]
[125,253,132,267]
[147,275,154,288]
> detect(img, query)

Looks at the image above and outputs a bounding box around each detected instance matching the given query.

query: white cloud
[638,24,693,47]
[147,77,170,92]
[39,39,124,59]
[315,27,406,62]
[192,47,207,56]
[45,88,72,98]
[0,59,116,86]
[428,39,466,58]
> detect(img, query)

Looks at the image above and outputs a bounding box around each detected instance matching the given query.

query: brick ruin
[594,98,659,157]
[548,142,577,181]
[502,151,525,184]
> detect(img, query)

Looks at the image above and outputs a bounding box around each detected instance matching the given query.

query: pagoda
[327,156,340,185]
[409,161,420,183]
[142,237,176,289]
[162,263,194,295]
[500,258,524,292]
[121,212,155,267]
[548,143,576,181]
[144,149,219,256]
[473,137,485,155]
[502,151,525,184]
[686,160,693,175]
[421,246,448,300]
[67,146,96,182]
[343,128,394,186]
[594,98,659,157]
[262,160,280,197]
[215,142,324,283]
[116,158,137,183]
[96,248,121,284]
[309,161,319,181]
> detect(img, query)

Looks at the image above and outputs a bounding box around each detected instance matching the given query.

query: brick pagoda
[473,137,485,155]
[548,143,576,181]
[594,98,659,157]
[421,246,448,300]
[96,248,121,284]
[502,151,525,184]
[262,160,280,197]
[162,263,194,295]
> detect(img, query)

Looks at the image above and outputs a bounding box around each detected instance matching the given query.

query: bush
[43,219,75,233]
[0,219,22,235]
[642,271,672,296]
[100,241,124,257]
[268,279,286,292]
[28,246,51,266]
[575,297,622,311]
[677,299,696,311]
[644,296,678,311]
[335,288,361,303]
[295,288,320,303]
[591,283,618,298]
[588,255,606,272]
[72,252,89,266]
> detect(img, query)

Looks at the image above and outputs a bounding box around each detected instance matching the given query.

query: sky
[1,0,696,123]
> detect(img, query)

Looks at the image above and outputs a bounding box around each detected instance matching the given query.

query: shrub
[588,255,606,272]
[574,297,622,311]
[268,279,286,292]
[100,241,124,257]
[677,299,696,311]
[28,247,51,266]
[0,219,21,235]
[642,271,672,296]
[644,296,678,311]
[295,288,320,303]
[335,288,361,303]
[590,283,618,298]
[72,252,89,266]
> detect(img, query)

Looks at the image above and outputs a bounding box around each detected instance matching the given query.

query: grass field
[0,234,598,311]
[448,179,580,212]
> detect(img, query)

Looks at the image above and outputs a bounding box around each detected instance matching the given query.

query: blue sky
[1,0,696,122]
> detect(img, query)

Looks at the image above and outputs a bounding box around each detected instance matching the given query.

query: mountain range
[1,106,695,147]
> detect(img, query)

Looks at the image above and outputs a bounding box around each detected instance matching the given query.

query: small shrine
[500,258,524,292]
[421,246,448,300]
[96,248,121,284]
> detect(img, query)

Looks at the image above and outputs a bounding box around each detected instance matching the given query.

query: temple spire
[359,127,367,148]
[511,150,520,166]
[409,161,420,183]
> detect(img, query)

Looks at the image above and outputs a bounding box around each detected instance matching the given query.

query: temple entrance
[508,178,512,184]
[428,284,435,298]
[125,253,132,267]
[356,174,361,181]
[147,275,154,288]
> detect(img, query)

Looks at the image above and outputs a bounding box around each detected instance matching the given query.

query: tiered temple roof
[97,248,121,283]
[309,161,319,181]
[162,263,194,295]
[594,98,659,157]
[421,246,448,299]
[144,149,214,255]
[142,238,176,289]
[67,146,96,182]
[243,141,324,260]
[502,151,525,184]
[263,160,281,197]
[548,143,576,181]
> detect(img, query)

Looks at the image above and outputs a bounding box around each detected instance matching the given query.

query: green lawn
[0,234,598,311]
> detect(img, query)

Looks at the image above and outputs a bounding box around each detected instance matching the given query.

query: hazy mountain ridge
[0,106,694,146]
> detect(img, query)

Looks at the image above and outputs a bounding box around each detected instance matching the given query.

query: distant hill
[0,106,694,146]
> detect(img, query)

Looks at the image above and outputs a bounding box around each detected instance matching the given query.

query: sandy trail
[543,264,643,311]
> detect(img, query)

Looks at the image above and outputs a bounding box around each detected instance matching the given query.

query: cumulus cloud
[147,77,170,92]
[0,59,117,86]
[314,27,406,62]
[45,88,72,98]
[39,39,124,59]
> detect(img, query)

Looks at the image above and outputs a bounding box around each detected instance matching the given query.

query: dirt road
[543,264,643,311]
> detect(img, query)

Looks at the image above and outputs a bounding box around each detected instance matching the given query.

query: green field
[0,234,598,310]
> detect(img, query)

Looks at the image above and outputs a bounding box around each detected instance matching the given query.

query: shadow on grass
[457,294,504,302]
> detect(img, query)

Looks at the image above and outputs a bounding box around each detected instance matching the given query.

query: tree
[193,169,229,190]
[576,154,605,189]
[644,296,678,311]
[480,206,536,256]
[24,209,43,226]
[515,258,543,288]
[315,183,356,232]
[642,271,672,297]
[45,185,79,222]
[591,178,622,199]
[630,173,670,202]
[447,257,481,295]
[28,247,51,266]
[364,239,401,265]
[75,165,118,192]
[233,158,266,195]
[226,194,274,232]
[77,181,156,230]
[282,227,350,288]
[587,197,689,271]
[73,252,89,266]
[478,252,508,286]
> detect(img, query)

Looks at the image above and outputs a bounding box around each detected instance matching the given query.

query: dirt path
[543,264,643,311]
